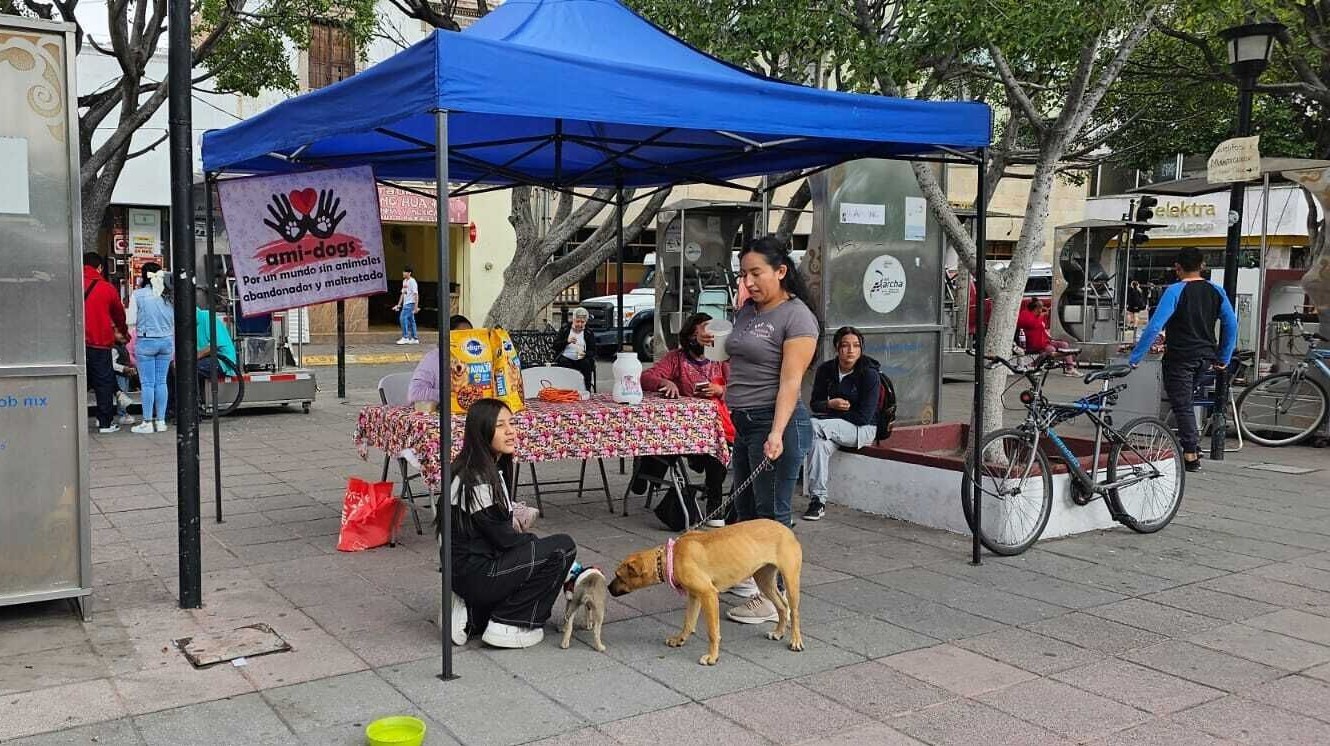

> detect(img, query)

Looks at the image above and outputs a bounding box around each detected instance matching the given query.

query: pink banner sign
[217,166,388,316]
[378,185,468,224]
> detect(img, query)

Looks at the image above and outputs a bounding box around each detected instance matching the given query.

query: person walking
[1129,247,1237,472]
[699,236,817,624]
[82,253,128,433]
[802,326,880,521]
[392,266,420,345]
[1126,280,1147,329]
[554,307,596,391]
[639,312,731,524]
[125,262,174,433]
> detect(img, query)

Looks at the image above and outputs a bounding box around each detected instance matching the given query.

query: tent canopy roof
[201,0,990,188]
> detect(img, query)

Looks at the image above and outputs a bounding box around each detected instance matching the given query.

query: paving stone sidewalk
[3,373,1329,745]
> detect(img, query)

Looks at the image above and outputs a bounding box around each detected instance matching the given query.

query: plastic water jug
[612,352,643,405]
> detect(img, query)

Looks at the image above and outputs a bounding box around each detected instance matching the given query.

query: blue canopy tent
[201,0,993,679]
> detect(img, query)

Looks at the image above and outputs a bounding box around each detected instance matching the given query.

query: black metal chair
[376,373,430,538]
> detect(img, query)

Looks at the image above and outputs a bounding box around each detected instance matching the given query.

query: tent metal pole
[204,175,223,524]
[971,148,988,567]
[436,109,457,682]
[169,0,201,609]
[616,181,626,352]
[760,175,770,235]
[1255,173,1271,376]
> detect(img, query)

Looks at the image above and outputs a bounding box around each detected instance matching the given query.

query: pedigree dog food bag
[490,327,526,414]
[449,329,495,413]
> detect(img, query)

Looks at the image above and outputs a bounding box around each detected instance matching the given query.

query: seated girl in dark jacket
[443,398,577,649]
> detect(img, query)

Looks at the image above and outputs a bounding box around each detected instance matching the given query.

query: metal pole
[760,175,770,236]
[436,109,457,681]
[1212,77,1255,459]
[204,177,222,523]
[971,150,988,567]
[169,0,201,609]
[616,182,626,353]
[1255,172,1271,376]
[336,300,346,398]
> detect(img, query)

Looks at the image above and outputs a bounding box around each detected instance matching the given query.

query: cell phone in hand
[694,381,708,393]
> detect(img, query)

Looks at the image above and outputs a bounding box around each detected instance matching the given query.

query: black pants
[636,455,727,510]
[1163,356,1213,455]
[554,354,595,392]
[86,346,116,428]
[457,534,576,630]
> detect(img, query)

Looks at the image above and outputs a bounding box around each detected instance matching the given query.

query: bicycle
[1236,312,1330,446]
[199,354,244,419]
[962,351,1185,556]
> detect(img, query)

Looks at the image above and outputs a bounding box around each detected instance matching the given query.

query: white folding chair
[377,372,431,537]
[518,366,613,514]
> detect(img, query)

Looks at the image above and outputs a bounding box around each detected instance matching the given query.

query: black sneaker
[1184,458,1202,473]
[802,500,825,521]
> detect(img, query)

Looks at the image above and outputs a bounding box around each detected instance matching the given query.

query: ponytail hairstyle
[140,261,173,305]
[739,235,819,320]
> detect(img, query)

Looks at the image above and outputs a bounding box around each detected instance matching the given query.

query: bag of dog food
[490,327,526,414]
[449,329,495,413]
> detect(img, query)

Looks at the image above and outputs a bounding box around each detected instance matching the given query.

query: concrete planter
[827,422,1120,538]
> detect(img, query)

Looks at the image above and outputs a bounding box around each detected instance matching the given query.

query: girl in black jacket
[442,399,577,649]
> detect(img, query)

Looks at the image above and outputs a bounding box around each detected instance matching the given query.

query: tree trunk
[775,180,810,244]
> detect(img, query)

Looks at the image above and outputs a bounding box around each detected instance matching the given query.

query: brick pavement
[2,372,1328,745]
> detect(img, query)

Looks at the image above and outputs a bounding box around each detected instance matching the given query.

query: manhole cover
[1243,463,1320,475]
[174,623,291,668]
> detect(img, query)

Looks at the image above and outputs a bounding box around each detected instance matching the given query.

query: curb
[301,352,426,367]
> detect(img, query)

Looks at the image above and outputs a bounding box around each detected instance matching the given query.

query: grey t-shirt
[724,297,819,410]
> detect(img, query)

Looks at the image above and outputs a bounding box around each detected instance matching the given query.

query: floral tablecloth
[354,394,730,489]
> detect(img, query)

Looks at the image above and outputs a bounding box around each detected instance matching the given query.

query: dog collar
[663,539,683,596]
[563,565,601,600]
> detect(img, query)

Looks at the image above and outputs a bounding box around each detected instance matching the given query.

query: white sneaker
[726,595,779,624]
[705,519,727,529]
[395,338,410,345]
[115,391,133,409]
[408,338,420,345]
[97,423,120,434]
[154,420,168,433]
[117,414,136,425]
[482,621,544,649]
[438,592,468,646]
[131,421,155,434]
[727,577,759,598]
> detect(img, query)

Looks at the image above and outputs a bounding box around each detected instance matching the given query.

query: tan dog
[560,567,608,652]
[608,518,803,665]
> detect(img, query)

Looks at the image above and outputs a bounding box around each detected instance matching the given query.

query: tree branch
[989,45,1048,135]
[1064,7,1158,142]
[125,130,169,159]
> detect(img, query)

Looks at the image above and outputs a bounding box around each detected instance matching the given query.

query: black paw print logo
[307,189,347,239]
[262,193,308,243]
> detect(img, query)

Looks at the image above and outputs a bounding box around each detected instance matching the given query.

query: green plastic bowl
[365,716,427,746]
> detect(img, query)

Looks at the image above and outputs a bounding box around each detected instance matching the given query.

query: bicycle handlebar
[1270,312,1328,343]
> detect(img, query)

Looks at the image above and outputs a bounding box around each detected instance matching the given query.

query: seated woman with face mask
[638,313,731,526]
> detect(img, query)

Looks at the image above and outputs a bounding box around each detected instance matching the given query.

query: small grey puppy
[561,566,608,652]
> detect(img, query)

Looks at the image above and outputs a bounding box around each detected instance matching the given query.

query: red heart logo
[288,188,317,215]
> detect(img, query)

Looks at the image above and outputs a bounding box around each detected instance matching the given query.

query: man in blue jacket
[1129,247,1238,472]
[803,325,881,520]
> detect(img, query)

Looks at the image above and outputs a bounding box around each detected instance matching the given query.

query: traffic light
[1131,195,1158,247]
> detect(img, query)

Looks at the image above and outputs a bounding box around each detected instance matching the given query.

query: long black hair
[139,261,173,305]
[448,398,515,532]
[739,235,817,313]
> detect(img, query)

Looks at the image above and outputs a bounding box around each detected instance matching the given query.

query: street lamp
[1211,21,1284,461]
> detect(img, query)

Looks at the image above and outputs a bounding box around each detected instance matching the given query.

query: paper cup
[703,319,732,362]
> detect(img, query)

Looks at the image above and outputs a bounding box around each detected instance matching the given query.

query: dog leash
[684,457,772,533]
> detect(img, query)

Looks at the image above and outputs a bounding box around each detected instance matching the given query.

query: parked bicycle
[963,350,1184,556]
[1236,312,1330,446]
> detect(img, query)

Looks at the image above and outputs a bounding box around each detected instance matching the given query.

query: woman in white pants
[803,326,881,520]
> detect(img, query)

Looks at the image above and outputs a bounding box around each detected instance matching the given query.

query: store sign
[377,185,468,224]
[217,165,388,316]
[1207,135,1261,184]
[863,254,907,313]
[127,208,160,258]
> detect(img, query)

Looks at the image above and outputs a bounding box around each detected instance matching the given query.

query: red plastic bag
[714,399,736,444]
[337,478,400,552]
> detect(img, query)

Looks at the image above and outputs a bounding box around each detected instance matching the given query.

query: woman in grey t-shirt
[700,236,817,624]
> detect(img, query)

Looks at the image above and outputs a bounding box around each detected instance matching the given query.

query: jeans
[731,402,812,528]
[805,417,875,502]
[116,375,131,415]
[136,336,173,422]
[1163,356,1213,455]
[400,303,418,340]
[86,346,116,428]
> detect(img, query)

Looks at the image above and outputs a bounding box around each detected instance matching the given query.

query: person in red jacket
[1016,298,1078,375]
[83,253,129,432]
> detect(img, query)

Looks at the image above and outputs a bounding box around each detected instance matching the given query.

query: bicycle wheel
[1107,417,1183,533]
[961,429,1053,556]
[1236,371,1328,447]
[199,356,244,419]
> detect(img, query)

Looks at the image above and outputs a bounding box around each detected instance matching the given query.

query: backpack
[652,484,703,532]
[874,370,897,441]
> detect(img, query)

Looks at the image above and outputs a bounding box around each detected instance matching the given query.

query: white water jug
[612,352,643,405]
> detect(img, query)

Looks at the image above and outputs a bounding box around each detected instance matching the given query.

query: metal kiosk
[653,200,760,350]
[0,18,92,618]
